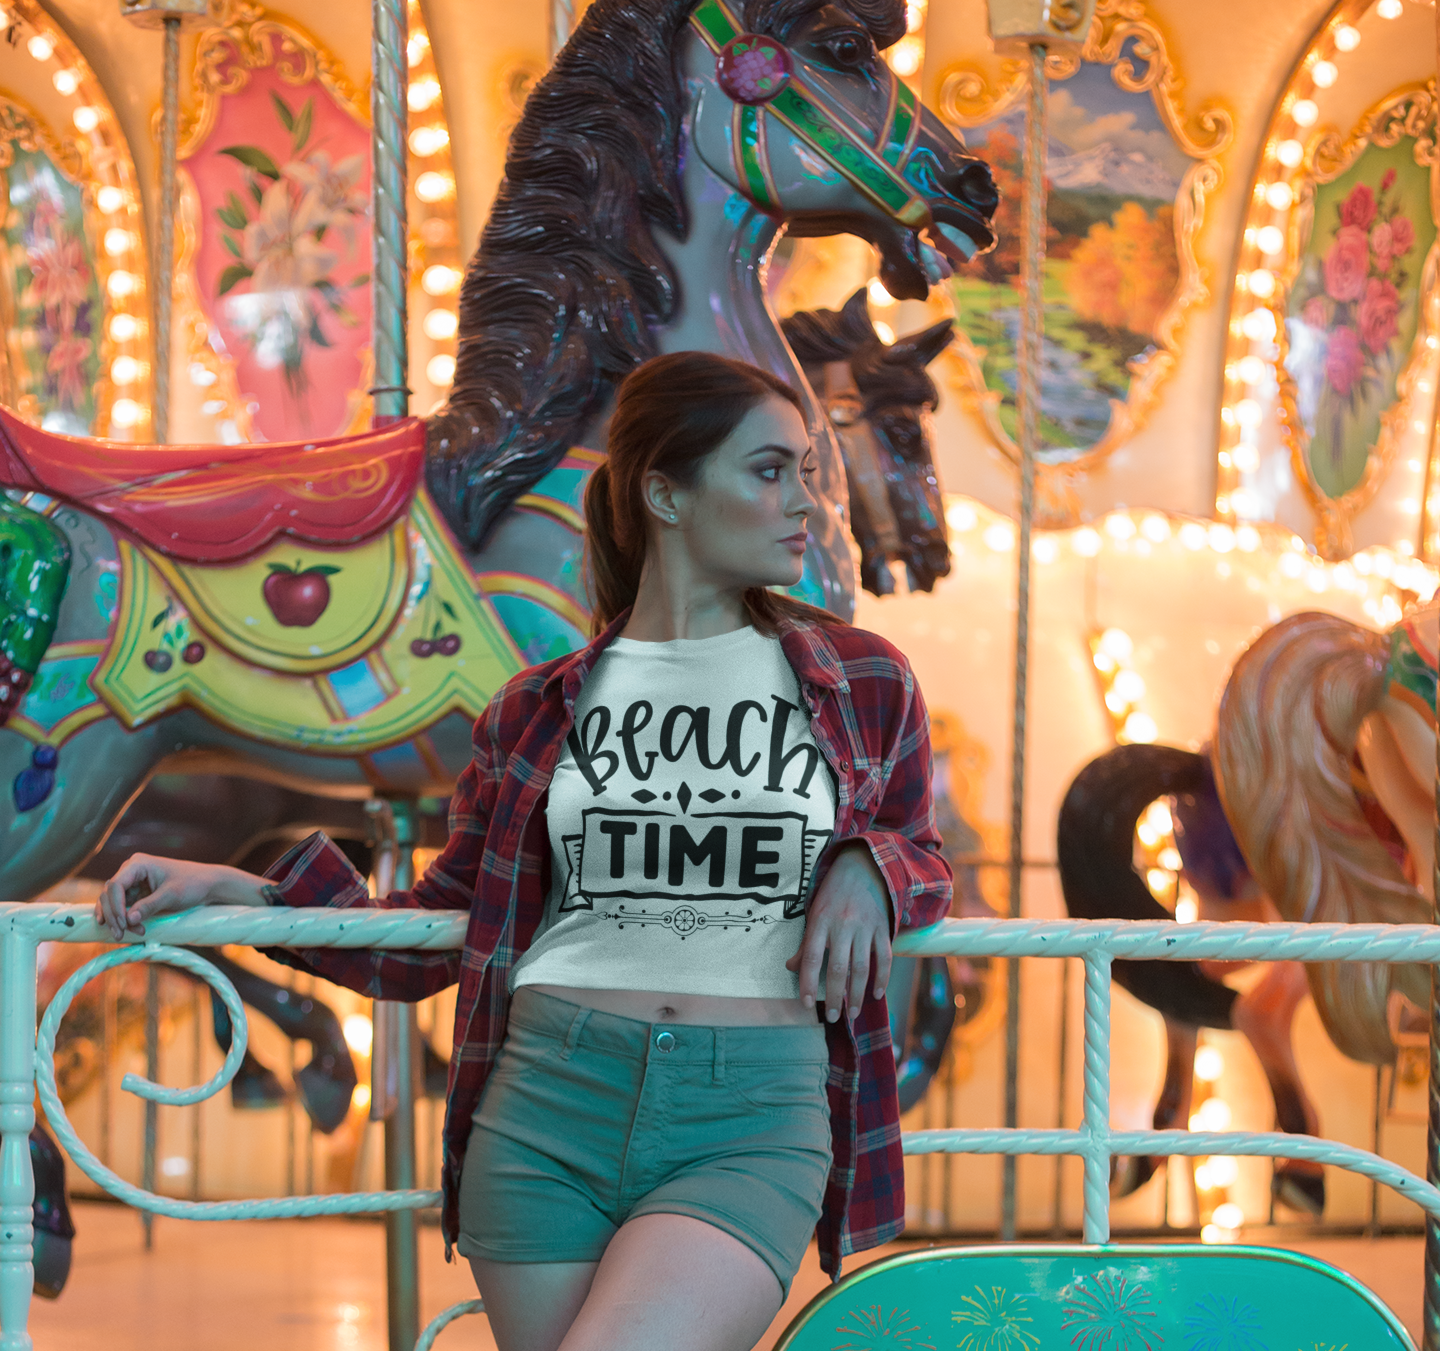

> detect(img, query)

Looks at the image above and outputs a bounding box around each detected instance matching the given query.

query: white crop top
[509,625,838,998]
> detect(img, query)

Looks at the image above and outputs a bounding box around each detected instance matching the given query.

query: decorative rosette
[716,33,793,104]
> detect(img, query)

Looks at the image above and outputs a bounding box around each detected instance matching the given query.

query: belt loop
[559,1007,591,1060]
[713,1028,725,1084]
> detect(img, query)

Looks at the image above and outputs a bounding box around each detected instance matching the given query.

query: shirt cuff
[262,831,371,910]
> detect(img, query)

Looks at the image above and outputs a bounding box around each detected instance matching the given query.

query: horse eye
[824,32,872,68]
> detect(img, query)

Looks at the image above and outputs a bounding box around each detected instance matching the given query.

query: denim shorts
[457,987,833,1294]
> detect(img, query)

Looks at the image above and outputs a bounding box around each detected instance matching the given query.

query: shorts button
[654,1030,676,1053]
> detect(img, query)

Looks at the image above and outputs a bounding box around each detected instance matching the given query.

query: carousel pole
[985,0,1094,1244]
[1426,14,1440,1347]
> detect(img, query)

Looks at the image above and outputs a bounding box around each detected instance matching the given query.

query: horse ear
[840,288,877,341]
[887,319,954,369]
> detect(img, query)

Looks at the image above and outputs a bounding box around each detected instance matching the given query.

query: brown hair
[584,350,846,635]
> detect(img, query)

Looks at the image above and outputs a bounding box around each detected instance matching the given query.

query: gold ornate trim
[1270,83,1438,559]
[934,0,1232,524]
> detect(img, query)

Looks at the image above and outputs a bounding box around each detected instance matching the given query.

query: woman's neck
[622,555,749,642]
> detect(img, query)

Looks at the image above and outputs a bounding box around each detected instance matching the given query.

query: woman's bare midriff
[527,984,821,1027]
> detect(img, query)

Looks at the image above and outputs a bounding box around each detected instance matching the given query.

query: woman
[98,352,952,1351]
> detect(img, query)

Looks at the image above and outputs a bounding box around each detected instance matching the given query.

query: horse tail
[1214,610,1423,1065]
[1058,743,1237,1029]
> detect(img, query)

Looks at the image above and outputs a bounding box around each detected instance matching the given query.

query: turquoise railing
[2,903,1435,1348]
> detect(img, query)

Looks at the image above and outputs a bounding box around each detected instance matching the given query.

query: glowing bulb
[421,264,462,295]
[426,353,456,385]
[422,308,458,340]
[1208,524,1236,553]
[342,1014,374,1055]
[1112,669,1146,703]
[1310,60,1337,89]
[1140,514,1170,542]
[1378,0,1404,14]
[1104,514,1136,541]
[905,3,924,31]
[1200,1223,1224,1244]
[1212,1202,1245,1229]
[1230,444,1258,474]
[1235,398,1263,428]
[408,125,449,157]
[52,69,78,95]
[408,77,441,112]
[1236,355,1266,385]
[352,1083,371,1109]
[109,397,142,428]
[1256,225,1284,255]
[1236,524,1260,551]
[946,501,977,532]
[109,313,138,342]
[983,522,1015,552]
[1144,801,1172,834]
[415,171,454,203]
[1124,712,1158,743]
[97,185,126,214]
[1291,99,1318,127]
[1146,867,1172,895]
[1276,139,1303,168]
[26,34,53,60]
[103,228,133,257]
[867,278,894,308]
[1032,535,1058,563]
[1241,308,1277,342]
[1264,182,1294,210]
[1192,1098,1233,1132]
[1159,846,1182,871]
[886,38,922,77]
[106,269,137,299]
[1247,269,1275,299]
[1175,896,1198,923]
[874,320,896,345]
[1073,527,1101,557]
[1180,522,1207,550]
[1334,24,1360,51]
[407,31,431,66]
[1206,1155,1239,1187]
[1099,627,1133,661]
[1137,822,1159,847]
[110,355,140,385]
[72,106,100,133]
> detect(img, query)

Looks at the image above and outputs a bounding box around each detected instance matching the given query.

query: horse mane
[782,290,945,416]
[425,0,907,549]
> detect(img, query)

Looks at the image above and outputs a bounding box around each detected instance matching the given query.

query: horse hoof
[230,1053,288,1110]
[1110,1154,1159,1198]
[32,1231,71,1300]
[1272,1168,1326,1216]
[295,1055,359,1135]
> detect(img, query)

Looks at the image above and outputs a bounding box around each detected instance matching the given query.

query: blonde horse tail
[1214,610,1425,1065]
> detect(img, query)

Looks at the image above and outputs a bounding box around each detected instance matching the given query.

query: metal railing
[2,903,1436,1348]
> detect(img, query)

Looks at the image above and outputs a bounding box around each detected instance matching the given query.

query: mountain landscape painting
[950,59,1189,459]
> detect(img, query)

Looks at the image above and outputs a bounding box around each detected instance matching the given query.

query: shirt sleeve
[839,670,952,937]
[257,709,502,999]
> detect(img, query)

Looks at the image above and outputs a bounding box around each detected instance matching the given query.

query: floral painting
[1284,138,1436,501]
[2,145,101,434]
[950,59,1190,459]
[183,54,371,442]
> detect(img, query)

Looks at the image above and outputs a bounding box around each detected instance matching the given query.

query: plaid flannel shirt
[263,610,952,1279]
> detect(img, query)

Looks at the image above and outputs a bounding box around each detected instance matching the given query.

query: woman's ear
[641,469,681,526]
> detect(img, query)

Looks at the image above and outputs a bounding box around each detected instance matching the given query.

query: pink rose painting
[1288,154,1432,499]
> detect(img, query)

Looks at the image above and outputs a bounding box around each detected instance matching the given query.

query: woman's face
[659,395,817,591]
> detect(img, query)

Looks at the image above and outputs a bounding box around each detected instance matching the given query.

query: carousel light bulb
[1247,269,1276,299]
[1146,867,1172,895]
[407,31,431,66]
[110,355,140,385]
[26,34,54,61]
[1237,355,1266,385]
[1093,650,1116,675]
[109,397,141,428]
[408,125,449,157]
[1175,895,1198,923]
[1104,513,1136,541]
[1212,1202,1245,1229]
[1073,526,1101,557]
[905,3,924,31]
[945,501,977,532]
[1276,139,1304,168]
[52,68,79,95]
[1099,627,1133,661]
[983,521,1015,552]
[106,269,137,298]
[1207,524,1236,553]
[408,77,441,112]
[886,38,922,77]
[108,313,138,342]
[426,353,457,385]
[1159,846,1182,871]
[1123,711,1158,743]
[1232,444,1260,474]
[874,320,896,345]
[1264,182,1294,210]
[103,227,133,257]
[1256,225,1285,255]
[342,1013,374,1055]
[1206,1154,1239,1187]
[352,1084,371,1109]
[97,185,126,214]
[1194,1098,1233,1131]
[1144,801,1173,834]
[1140,514,1170,543]
[415,171,454,203]
[1180,522,1207,550]
[1334,24,1361,51]
[72,106,100,133]
[1236,523,1261,551]
[421,264,462,295]
[1242,308,1278,342]
[1200,1223,1224,1244]
[422,308,458,340]
[1378,0,1404,13]
[1112,669,1146,703]
[868,278,894,308]
[1291,99,1319,127]
[1310,60,1337,89]
[1235,398,1263,428]
[1137,822,1159,848]
[1032,535,1058,563]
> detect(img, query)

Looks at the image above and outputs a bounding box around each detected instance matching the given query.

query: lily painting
[182,59,372,441]
[1284,138,1436,501]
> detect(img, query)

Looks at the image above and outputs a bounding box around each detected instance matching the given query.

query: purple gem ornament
[716,34,793,104]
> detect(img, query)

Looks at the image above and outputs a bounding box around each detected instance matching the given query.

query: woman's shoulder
[786,611,915,674]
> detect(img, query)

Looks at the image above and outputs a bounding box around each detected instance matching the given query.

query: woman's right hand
[95,854,269,941]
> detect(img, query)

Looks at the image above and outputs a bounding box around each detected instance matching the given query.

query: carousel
[1,0,1439,1344]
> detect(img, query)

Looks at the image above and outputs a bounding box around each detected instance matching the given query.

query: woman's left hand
[787,843,892,1022]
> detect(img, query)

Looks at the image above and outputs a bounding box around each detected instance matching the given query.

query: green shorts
[457,987,832,1294]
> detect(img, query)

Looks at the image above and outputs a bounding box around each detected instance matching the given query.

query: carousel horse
[0,0,996,911]
[783,289,954,595]
[1058,599,1440,1217]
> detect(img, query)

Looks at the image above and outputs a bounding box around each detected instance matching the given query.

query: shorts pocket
[727,1060,830,1115]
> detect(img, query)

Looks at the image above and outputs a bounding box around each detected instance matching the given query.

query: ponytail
[582,459,645,632]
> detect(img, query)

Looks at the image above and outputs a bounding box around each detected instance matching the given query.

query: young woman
[98,352,952,1351]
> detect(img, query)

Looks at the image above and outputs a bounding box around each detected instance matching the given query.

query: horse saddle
[0,406,425,563]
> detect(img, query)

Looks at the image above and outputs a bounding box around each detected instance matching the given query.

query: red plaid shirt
[263,611,951,1278]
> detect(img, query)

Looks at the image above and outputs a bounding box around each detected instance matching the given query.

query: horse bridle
[690,0,929,228]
